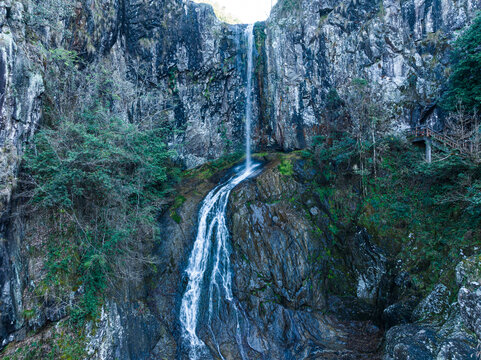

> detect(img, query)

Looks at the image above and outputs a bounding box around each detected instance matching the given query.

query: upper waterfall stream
[179,24,257,359]
[244,23,254,171]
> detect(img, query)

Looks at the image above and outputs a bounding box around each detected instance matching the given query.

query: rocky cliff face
[0,0,45,346]
[97,155,390,359]
[4,0,478,188]
[227,158,386,359]
[259,0,481,150]
[0,0,480,358]
[122,0,253,168]
[78,154,479,359]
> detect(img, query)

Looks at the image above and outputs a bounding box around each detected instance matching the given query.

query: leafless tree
[341,78,391,194]
[444,102,481,161]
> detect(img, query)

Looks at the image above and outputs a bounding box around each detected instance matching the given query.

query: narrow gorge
[0,0,480,359]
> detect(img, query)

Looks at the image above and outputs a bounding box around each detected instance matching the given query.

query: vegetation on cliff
[298,13,481,294]
[306,119,480,300]
[2,2,480,358]
[444,14,481,113]
[22,48,180,326]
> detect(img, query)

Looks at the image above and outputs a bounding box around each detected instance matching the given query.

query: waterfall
[245,24,254,170]
[179,24,258,360]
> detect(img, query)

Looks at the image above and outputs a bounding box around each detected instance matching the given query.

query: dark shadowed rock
[262,0,481,149]
[382,301,415,329]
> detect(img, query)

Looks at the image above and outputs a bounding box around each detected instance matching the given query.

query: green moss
[173,195,186,210]
[170,211,182,224]
[378,0,385,17]
[279,0,301,15]
[1,323,86,360]
[278,158,294,176]
[184,152,244,181]
[253,152,269,158]
[22,309,36,321]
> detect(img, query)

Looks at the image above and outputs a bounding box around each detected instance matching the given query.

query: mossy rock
[456,255,481,286]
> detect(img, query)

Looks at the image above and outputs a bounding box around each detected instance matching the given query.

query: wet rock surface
[95,156,391,359]
[225,158,386,359]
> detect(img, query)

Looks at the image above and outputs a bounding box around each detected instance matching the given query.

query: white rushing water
[179,24,256,359]
[245,24,254,171]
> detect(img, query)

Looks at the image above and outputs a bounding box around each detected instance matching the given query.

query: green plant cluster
[26,113,174,324]
[444,14,481,112]
[306,132,481,295]
[360,144,481,291]
[23,48,179,326]
[279,0,301,15]
[1,326,86,360]
[278,157,294,176]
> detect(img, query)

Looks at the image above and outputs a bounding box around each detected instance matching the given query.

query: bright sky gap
[193,0,278,24]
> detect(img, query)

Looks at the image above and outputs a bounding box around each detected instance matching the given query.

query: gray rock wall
[260,0,481,150]
[122,0,253,168]
[0,1,44,345]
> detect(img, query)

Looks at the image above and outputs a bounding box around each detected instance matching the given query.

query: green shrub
[308,130,481,295]
[278,158,294,176]
[24,109,175,324]
[23,48,179,325]
[443,14,481,112]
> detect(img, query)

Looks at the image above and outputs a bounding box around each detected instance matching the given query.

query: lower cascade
[179,163,260,359]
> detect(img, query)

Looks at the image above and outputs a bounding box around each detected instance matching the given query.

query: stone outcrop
[0,0,480,215]
[0,0,44,346]
[456,255,481,340]
[226,156,386,359]
[383,257,481,360]
[4,0,478,178]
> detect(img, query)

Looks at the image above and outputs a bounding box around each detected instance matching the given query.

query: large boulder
[412,284,450,322]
